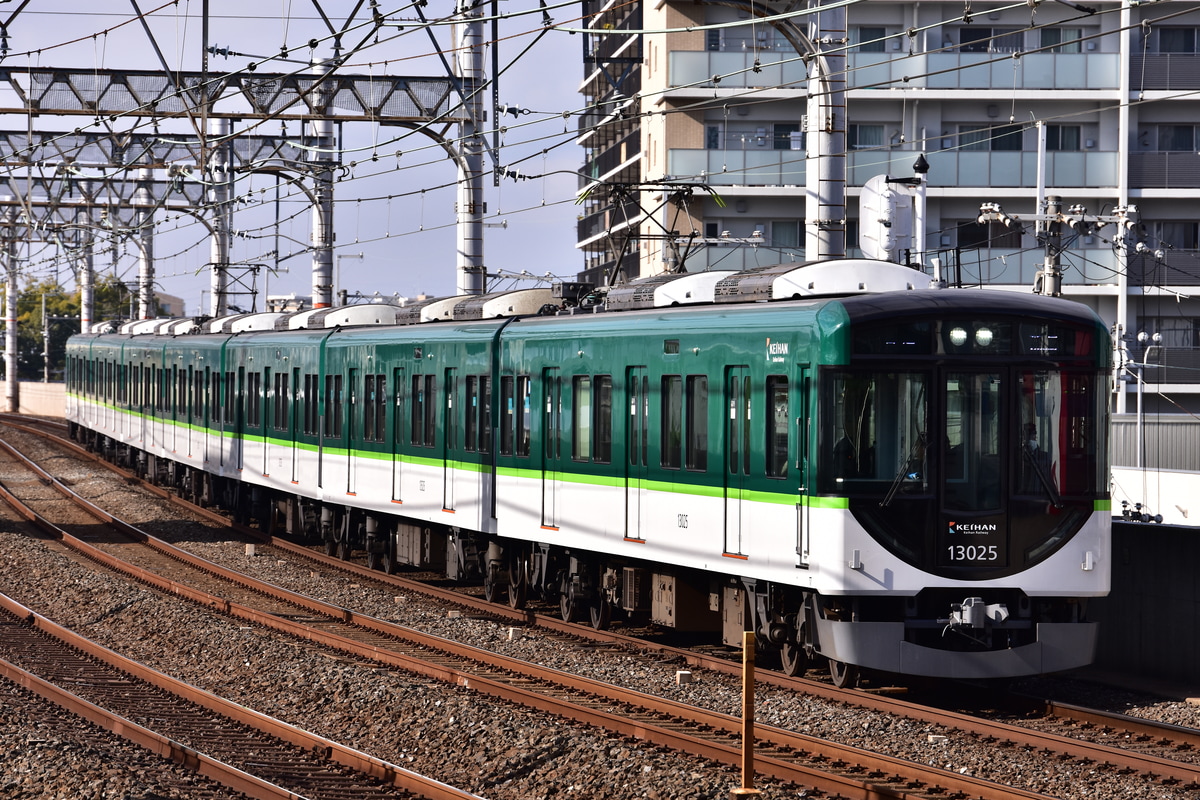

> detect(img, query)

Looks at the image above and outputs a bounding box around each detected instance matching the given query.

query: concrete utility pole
[309,61,337,310]
[134,168,156,320]
[75,208,94,334]
[3,207,17,413]
[454,0,487,295]
[209,117,232,317]
[805,0,847,260]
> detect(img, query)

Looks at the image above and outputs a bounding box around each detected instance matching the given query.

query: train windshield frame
[819,312,1110,580]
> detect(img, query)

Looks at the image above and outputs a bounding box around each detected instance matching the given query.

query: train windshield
[818,364,1108,577]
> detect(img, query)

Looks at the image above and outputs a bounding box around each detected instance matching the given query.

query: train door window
[273,372,290,432]
[466,376,479,451]
[323,374,343,438]
[302,374,317,435]
[117,364,127,405]
[686,375,708,471]
[410,374,435,446]
[594,375,612,464]
[347,369,360,442]
[728,373,752,476]
[944,372,998,510]
[225,371,237,426]
[444,369,458,451]
[176,367,186,418]
[424,375,437,446]
[572,376,591,461]
[391,368,406,448]
[500,376,515,455]
[516,375,531,457]
[479,376,492,454]
[661,375,683,469]
[247,371,262,428]
[193,368,204,422]
[364,374,385,443]
[211,371,222,424]
[766,376,789,478]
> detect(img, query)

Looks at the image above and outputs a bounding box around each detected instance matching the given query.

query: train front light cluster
[948,325,994,348]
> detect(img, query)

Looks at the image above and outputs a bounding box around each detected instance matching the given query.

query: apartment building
[577,1,1200,414]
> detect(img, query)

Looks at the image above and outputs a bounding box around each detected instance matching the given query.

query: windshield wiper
[880,433,927,508]
[1022,442,1064,509]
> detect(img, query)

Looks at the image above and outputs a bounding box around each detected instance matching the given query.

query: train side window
[661,375,683,469]
[500,376,515,455]
[465,376,478,451]
[516,375,531,457]
[572,376,592,461]
[224,371,236,426]
[212,372,222,424]
[766,376,789,478]
[364,374,386,443]
[594,375,612,464]
[686,375,708,471]
[424,375,437,447]
[193,368,204,421]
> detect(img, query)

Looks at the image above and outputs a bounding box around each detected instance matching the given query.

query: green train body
[66,261,1112,683]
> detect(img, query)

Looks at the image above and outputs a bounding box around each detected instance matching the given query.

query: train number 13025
[946,544,999,561]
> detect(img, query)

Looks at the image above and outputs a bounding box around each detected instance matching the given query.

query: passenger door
[724,366,751,556]
[443,367,458,511]
[347,367,359,495]
[541,367,562,528]
[624,366,649,540]
[391,366,406,504]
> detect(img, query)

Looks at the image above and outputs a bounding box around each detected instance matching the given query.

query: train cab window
[766,376,789,478]
[323,374,343,438]
[686,375,708,471]
[247,372,262,428]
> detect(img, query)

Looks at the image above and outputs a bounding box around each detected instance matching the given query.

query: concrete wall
[15,381,65,417]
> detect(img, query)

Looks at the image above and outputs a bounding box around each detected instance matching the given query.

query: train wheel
[780,641,809,677]
[507,554,528,610]
[588,597,611,631]
[828,659,860,689]
[559,574,579,623]
[380,550,397,575]
[483,568,501,604]
[366,551,383,571]
[336,539,351,561]
[324,537,337,557]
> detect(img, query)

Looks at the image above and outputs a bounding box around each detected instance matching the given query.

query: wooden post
[730,630,763,798]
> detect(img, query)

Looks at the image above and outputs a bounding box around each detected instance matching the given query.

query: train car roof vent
[452,288,556,320]
[281,303,406,330]
[203,312,289,333]
[396,295,471,325]
[605,270,738,311]
[713,259,932,303]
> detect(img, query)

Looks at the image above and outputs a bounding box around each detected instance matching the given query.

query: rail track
[4,415,1200,798]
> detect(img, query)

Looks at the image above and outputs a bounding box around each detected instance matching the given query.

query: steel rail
[0,428,1056,800]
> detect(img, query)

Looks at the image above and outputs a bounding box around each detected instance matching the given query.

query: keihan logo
[949,521,998,535]
[766,338,788,361]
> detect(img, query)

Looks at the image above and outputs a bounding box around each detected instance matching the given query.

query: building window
[771,220,801,249]
[773,123,802,150]
[1159,27,1197,54]
[1158,125,1195,152]
[1041,27,1082,54]
[856,26,886,52]
[848,124,885,150]
[1154,221,1199,251]
[958,219,1023,249]
[706,29,721,52]
[706,125,721,150]
[1046,125,1081,151]
[959,124,1023,151]
[958,27,1022,53]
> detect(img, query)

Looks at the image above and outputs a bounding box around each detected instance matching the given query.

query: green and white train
[65,260,1112,685]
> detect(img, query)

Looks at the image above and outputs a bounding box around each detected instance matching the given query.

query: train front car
[807,290,1111,684]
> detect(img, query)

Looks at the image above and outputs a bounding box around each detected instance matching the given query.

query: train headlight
[975,327,994,347]
[949,327,968,347]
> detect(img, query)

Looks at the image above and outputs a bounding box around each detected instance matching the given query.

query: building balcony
[1129,153,1200,189]
[667,148,1119,189]
[667,50,1121,92]
[1130,54,1200,91]
[1130,346,1200,385]
[849,52,1120,91]
[1128,250,1200,286]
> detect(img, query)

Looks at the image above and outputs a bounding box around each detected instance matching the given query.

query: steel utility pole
[455,0,487,295]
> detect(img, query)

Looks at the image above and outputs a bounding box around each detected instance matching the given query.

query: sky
[0,2,586,315]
